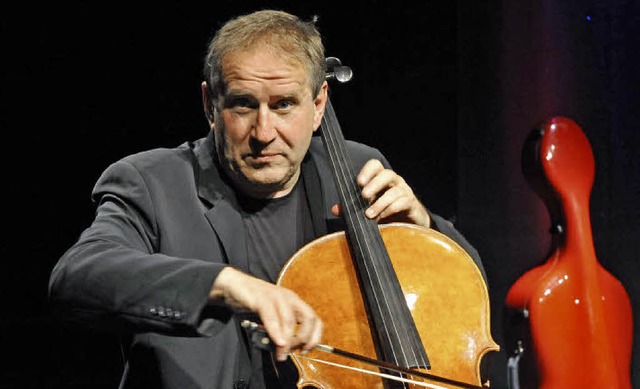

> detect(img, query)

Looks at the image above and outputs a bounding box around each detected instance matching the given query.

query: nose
[252,106,277,143]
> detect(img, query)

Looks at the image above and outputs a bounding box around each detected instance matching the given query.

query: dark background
[2,1,638,388]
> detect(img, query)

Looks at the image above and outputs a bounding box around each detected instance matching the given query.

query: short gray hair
[203,10,326,101]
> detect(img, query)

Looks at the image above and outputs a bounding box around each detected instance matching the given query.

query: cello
[504,117,633,388]
[251,57,499,388]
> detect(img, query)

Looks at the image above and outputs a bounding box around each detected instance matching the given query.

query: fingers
[257,287,322,361]
[291,305,323,354]
[356,159,430,227]
[330,203,341,217]
[210,268,323,361]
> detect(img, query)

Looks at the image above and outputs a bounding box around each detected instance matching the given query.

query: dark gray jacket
[49,132,486,389]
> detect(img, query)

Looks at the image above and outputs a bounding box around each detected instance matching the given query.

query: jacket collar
[191,131,329,269]
[192,131,237,209]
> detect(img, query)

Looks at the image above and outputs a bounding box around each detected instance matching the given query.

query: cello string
[320,98,416,373]
[319,103,402,366]
[320,99,419,375]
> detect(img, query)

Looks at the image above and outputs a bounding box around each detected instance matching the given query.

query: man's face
[212,47,327,198]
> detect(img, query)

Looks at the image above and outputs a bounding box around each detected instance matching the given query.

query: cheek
[281,110,316,145]
[218,115,250,149]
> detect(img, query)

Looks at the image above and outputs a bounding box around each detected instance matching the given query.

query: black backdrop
[2,1,638,388]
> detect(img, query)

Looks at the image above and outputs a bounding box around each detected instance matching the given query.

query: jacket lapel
[192,133,249,272]
[301,153,328,238]
[306,137,345,234]
[205,201,249,273]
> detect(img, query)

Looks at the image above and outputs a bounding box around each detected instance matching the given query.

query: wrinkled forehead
[232,34,308,68]
[220,44,314,94]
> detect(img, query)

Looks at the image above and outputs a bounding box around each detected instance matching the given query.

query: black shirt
[238,178,315,388]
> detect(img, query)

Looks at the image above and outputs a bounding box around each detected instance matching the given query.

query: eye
[272,98,296,112]
[225,96,257,112]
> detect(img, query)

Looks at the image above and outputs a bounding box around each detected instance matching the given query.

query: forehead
[221,47,311,95]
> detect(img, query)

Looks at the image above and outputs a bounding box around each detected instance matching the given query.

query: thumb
[330,203,341,217]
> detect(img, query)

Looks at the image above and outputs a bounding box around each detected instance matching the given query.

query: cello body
[504,117,633,388]
[278,223,499,388]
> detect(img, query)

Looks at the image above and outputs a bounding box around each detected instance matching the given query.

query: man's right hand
[210,267,323,361]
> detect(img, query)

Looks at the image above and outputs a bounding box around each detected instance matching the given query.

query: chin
[245,166,289,183]
[251,177,288,189]
[250,174,296,194]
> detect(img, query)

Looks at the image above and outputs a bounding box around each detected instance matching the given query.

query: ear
[312,81,329,132]
[201,81,215,124]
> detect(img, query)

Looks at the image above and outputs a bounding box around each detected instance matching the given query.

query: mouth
[245,152,282,164]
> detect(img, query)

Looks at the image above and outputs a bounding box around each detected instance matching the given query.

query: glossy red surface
[505,117,633,388]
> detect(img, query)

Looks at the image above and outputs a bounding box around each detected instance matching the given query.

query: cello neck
[320,98,375,234]
[319,66,429,371]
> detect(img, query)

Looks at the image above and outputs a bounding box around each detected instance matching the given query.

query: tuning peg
[325,56,353,83]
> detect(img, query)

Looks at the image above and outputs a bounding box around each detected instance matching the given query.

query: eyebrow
[225,90,302,102]
[225,90,254,98]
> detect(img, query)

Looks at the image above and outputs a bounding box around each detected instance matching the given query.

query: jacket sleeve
[48,159,229,337]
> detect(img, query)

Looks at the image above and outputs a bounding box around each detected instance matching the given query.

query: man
[49,9,486,389]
